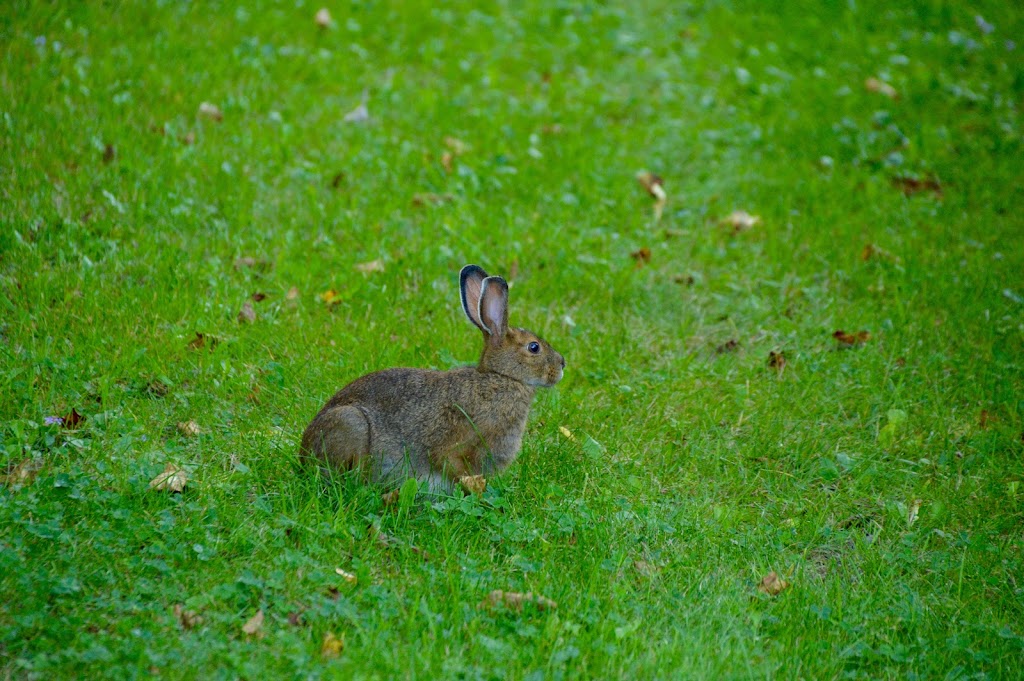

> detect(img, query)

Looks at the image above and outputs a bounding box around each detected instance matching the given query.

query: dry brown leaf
[334,568,357,585]
[833,330,871,348]
[381,489,401,507]
[768,350,786,371]
[865,77,898,99]
[636,171,667,222]
[242,609,264,637]
[251,292,267,302]
[177,421,201,437]
[721,210,761,233]
[891,175,942,198]
[286,286,300,300]
[2,458,44,488]
[355,260,385,274]
[187,332,218,351]
[440,151,454,173]
[321,631,344,658]
[238,301,256,324]
[62,408,85,429]
[459,475,487,495]
[757,571,789,596]
[979,410,992,429]
[149,463,188,493]
[287,611,304,627]
[320,289,342,306]
[182,131,196,146]
[907,499,922,527]
[630,247,651,268]
[411,192,455,207]
[444,136,470,155]
[102,144,116,164]
[198,102,223,122]
[173,604,203,630]
[715,339,739,354]
[484,590,558,612]
[861,243,899,262]
[315,7,332,28]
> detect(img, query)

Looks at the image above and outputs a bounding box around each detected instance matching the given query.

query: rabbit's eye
[527,342,541,354]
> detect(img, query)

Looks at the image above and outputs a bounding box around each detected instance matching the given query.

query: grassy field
[2,0,1024,678]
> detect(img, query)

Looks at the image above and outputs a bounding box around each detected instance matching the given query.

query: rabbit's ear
[479,276,509,342]
[460,265,489,331]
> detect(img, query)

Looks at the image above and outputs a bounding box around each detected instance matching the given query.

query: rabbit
[300,264,565,494]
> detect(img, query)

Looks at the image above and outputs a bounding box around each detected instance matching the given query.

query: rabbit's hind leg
[300,404,372,475]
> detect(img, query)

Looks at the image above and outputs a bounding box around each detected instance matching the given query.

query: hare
[300,264,565,494]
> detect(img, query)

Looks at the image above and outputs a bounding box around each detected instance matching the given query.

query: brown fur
[300,265,564,493]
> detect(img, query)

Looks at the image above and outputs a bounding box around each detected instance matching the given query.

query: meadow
[2,1,1023,678]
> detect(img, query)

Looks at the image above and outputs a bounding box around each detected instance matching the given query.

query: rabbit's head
[460,265,565,388]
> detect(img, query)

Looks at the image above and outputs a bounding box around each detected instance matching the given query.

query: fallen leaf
[861,243,899,262]
[287,611,303,627]
[459,475,487,495]
[334,568,357,585]
[558,426,576,442]
[444,136,470,155]
[757,571,789,596]
[187,332,218,351]
[721,210,761,233]
[149,463,188,493]
[320,289,342,306]
[177,421,201,437]
[865,77,898,99]
[381,489,401,507]
[321,631,344,658]
[242,609,264,637]
[636,171,667,221]
[2,458,44,488]
[354,259,385,274]
[286,286,300,300]
[891,175,942,198]
[768,350,786,371]
[181,131,196,145]
[173,604,203,630]
[198,102,223,122]
[238,301,256,323]
[315,7,332,28]
[62,408,85,429]
[833,330,871,348]
[102,143,116,164]
[630,247,651,268]
[251,292,267,302]
[411,192,455,207]
[440,151,454,173]
[907,498,922,527]
[715,339,739,354]
[484,590,557,612]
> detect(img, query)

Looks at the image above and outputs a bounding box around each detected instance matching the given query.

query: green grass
[2,0,1023,678]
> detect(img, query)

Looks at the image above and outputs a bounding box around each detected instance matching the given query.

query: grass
[2,0,1023,678]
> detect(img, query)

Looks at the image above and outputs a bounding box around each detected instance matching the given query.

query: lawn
[2,0,1023,678]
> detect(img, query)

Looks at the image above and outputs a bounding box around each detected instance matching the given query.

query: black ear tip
[460,264,487,283]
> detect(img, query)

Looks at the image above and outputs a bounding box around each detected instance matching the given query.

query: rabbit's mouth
[529,366,564,388]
